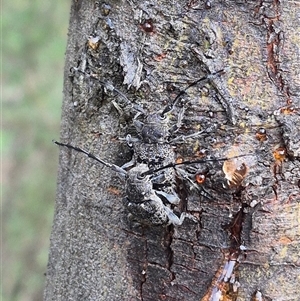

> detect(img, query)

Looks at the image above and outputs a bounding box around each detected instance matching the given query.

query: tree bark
[44,1,300,300]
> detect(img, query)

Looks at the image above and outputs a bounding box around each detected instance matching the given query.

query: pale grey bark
[44,1,300,300]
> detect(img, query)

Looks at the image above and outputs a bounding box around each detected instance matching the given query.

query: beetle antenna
[141,153,253,177]
[161,69,226,116]
[53,140,127,176]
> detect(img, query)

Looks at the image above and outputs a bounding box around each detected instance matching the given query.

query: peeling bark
[44,1,300,301]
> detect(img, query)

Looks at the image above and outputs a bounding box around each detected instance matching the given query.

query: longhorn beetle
[71,67,227,167]
[70,68,228,197]
[54,140,193,225]
[59,68,252,225]
[54,140,251,226]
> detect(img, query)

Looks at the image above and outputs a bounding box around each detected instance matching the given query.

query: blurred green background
[2,1,70,300]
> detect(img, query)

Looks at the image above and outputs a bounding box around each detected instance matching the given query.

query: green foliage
[2,1,70,300]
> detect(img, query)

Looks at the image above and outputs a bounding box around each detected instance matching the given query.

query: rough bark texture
[44,1,299,300]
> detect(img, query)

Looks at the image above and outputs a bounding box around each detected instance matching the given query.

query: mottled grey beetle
[54,141,192,226]
[61,68,244,225]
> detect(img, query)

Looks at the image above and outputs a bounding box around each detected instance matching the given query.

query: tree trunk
[44,1,300,300]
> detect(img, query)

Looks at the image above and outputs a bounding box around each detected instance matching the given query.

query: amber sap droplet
[255,127,267,141]
[141,19,154,33]
[196,173,206,184]
[273,147,286,161]
[280,105,295,114]
[176,157,183,164]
